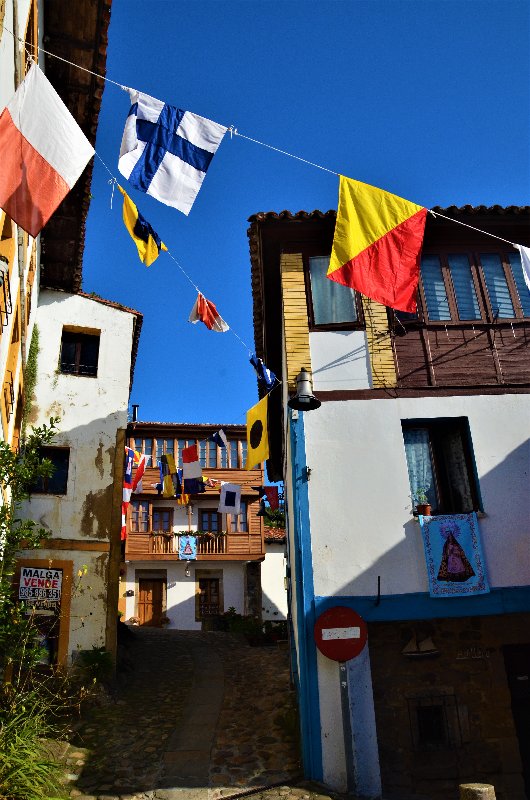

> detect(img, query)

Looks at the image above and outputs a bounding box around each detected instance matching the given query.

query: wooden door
[198,578,220,618]
[138,579,164,627]
[503,644,530,799]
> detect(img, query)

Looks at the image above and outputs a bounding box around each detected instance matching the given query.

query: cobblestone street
[63,628,307,800]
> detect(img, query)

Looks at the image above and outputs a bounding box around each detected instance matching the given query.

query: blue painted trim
[290,411,323,782]
[316,586,530,622]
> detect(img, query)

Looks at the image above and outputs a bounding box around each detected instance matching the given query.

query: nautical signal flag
[189,292,229,332]
[118,186,167,266]
[209,429,228,448]
[327,176,427,313]
[121,446,136,540]
[246,395,269,470]
[250,354,277,389]
[218,482,241,515]
[0,64,95,237]
[182,444,202,480]
[118,89,227,215]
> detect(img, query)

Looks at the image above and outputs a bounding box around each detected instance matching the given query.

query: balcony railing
[126,529,264,561]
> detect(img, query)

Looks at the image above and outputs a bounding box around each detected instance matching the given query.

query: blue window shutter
[421,255,451,321]
[447,254,480,320]
[508,252,530,316]
[480,254,515,317]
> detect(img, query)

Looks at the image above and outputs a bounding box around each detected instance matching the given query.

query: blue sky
[82,0,530,425]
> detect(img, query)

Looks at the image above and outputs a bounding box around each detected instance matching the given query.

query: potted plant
[414,488,432,516]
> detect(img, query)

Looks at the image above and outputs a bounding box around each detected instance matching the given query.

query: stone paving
[63,627,306,800]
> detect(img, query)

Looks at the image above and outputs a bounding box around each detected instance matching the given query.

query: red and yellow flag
[327,176,427,312]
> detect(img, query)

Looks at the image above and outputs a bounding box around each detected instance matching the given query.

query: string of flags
[120,401,277,539]
[0,55,528,324]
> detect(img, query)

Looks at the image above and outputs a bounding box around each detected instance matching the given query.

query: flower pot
[416,504,432,516]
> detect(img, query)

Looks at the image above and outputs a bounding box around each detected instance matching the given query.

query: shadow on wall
[314,438,530,608]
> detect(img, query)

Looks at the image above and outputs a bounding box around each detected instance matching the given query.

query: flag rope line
[94,152,253,351]
[3,28,520,250]
[230,128,338,176]
[428,211,516,248]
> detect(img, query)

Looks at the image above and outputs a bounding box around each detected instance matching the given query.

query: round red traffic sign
[314,606,368,662]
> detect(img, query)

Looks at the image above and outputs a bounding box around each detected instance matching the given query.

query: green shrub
[0,688,69,800]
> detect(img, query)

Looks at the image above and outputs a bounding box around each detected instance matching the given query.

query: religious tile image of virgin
[436,520,475,582]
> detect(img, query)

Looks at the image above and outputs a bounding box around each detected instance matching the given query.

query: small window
[229,440,239,468]
[200,509,221,532]
[402,418,480,514]
[241,441,248,468]
[408,694,462,751]
[60,330,100,377]
[219,446,228,468]
[229,500,248,532]
[32,447,69,495]
[308,256,358,326]
[152,507,172,532]
[130,499,149,532]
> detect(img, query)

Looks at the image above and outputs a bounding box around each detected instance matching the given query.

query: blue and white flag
[209,429,228,448]
[118,89,227,215]
[250,354,276,389]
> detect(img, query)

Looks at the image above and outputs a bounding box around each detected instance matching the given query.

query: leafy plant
[414,487,430,505]
[75,646,113,682]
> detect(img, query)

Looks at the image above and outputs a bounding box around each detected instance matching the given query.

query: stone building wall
[368,613,530,800]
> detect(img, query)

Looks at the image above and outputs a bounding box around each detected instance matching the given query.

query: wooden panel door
[198,578,220,618]
[138,579,164,627]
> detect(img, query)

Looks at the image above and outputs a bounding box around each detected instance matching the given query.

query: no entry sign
[314,606,367,662]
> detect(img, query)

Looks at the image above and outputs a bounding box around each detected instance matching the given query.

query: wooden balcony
[125,530,265,561]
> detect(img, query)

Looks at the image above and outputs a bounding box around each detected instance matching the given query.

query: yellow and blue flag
[118,185,167,266]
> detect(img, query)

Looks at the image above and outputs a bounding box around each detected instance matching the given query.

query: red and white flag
[0,64,94,237]
[132,452,149,494]
[188,292,229,332]
[181,443,202,480]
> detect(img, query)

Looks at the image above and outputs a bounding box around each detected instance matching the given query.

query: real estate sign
[19,567,62,603]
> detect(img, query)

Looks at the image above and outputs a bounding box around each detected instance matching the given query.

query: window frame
[59,328,100,377]
[199,508,223,533]
[304,252,365,332]
[401,417,482,515]
[417,248,529,325]
[31,447,70,495]
[227,500,248,533]
[151,507,173,533]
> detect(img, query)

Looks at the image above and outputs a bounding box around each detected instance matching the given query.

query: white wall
[262,542,287,620]
[304,393,530,599]
[124,560,247,630]
[310,330,371,392]
[22,291,136,659]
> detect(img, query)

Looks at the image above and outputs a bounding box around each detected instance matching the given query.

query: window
[130,500,149,532]
[419,251,530,322]
[219,446,228,468]
[229,501,248,532]
[200,509,221,532]
[241,441,248,468]
[198,577,220,618]
[31,447,69,495]
[229,440,239,468]
[155,438,174,459]
[60,330,100,376]
[308,256,358,326]
[407,694,463,751]
[196,439,217,469]
[402,418,480,514]
[177,438,194,467]
[152,508,173,532]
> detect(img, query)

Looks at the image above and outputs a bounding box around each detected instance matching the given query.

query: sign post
[314,606,368,794]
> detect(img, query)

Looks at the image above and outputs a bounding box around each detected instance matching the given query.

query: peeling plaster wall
[22,290,136,662]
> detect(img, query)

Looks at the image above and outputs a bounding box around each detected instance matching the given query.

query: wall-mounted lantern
[288,368,321,411]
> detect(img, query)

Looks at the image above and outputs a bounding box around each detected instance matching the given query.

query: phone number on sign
[19,587,61,600]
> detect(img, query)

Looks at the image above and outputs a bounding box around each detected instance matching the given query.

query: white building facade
[249,206,530,800]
